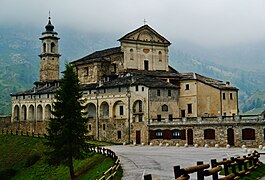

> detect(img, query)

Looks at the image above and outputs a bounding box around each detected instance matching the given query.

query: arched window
[51,42,55,53]
[29,105,34,121]
[155,129,163,139]
[45,104,52,120]
[37,105,43,121]
[87,103,96,119]
[14,105,20,121]
[100,102,109,119]
[158,51,162,62]
[204,129,215,140]
[130,49,134,60]
[242,128,255,140]
[21,105,27,121]
[113,101,125,118]
[43,43,46,53]
[162,104,168,112]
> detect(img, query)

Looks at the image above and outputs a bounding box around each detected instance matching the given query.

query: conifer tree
[45,63,88,179]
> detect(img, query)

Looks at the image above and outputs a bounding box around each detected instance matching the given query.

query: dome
[45,17,54,32]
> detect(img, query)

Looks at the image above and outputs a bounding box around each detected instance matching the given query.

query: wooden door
[227,128,235,146]
[187,129,193,145]
[136,131,141,144]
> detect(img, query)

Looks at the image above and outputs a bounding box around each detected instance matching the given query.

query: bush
[24,153,41,167]
[0,168,17,180]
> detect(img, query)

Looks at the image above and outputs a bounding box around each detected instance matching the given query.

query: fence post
[173,165,181,178]
[223,158,229,176]
[243,156,248,171]
[211,159,218,180]
[230,157,236,174]
[197,161,204,180]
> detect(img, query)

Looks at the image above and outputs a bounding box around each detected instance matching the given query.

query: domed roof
[45,17,54,32]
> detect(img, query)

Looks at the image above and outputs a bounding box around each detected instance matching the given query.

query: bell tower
[39,15,60,82]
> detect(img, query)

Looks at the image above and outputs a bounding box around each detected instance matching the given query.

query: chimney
[226,81,230,87]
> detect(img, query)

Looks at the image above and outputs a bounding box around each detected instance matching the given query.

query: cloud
[1,0,265,47]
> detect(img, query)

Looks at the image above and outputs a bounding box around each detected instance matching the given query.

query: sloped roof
[11,84,58,96]
[71,47,122,65]
[119,24,171,46]
[180,72,238,90]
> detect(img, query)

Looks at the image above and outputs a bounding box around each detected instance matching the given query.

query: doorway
[227,128,235,146]
[187,129,193,145]
[181,110,185,117]
[136,130,141,144]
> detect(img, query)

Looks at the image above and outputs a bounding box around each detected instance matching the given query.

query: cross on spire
[144,18,147,25]
[48,10,51,20]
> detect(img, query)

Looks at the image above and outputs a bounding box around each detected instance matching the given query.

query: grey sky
[1,0,265,47]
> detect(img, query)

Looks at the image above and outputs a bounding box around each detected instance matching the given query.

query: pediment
[119,25,171,46]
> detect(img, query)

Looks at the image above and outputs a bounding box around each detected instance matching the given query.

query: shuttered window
[242,128,255,140]
[204,129,215,140]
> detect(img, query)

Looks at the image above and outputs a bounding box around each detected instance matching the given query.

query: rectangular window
[89,124,92,131]
[119,105,124,115]
[142,87,144,91]
[169,114,173,121]
[139,101,142,112]
[117,131,122,139]
[187,104,192,114]
[118,87,121,92]
[223,93,226,100]
[47,94,49,98]
[103,124,106,131]
[135,85,138,91]
[230,93,233,100]
[185,84,190,90]
[139,115,143,122]
[157,89,160,96]
[157,115,161,122]
[168,90,171,96]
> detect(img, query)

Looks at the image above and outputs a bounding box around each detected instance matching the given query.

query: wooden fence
[145,151,261,180]
[1,129,121,180]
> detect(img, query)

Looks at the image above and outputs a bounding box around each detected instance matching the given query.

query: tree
[45,63,88,179]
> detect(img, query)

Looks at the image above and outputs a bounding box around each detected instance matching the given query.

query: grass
[0,134,123,180]
[219,163,265,180]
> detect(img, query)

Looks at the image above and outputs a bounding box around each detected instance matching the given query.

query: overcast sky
[1,0,265,47]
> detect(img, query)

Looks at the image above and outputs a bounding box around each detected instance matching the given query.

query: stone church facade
[10,17,265,147]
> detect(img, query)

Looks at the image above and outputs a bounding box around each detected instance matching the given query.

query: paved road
[108,145,265,180]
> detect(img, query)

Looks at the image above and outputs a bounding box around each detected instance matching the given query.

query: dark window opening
[230,93,233,100]
[89,124,92,131]
[242,128,255,140]
[135,85,138,91]
[172,129,181,139]
[157,89,160,96]
[139,115,143,122]
[119,105,124,115]
[157,115,161,122]
[117,131,122,139]
[185,84,190,90]
[204,129,215,140]
[142,87,144,91]
[187,104,192,114]
[155,129,163,139]
[118,87,121,92]
[223,93,226,100]
[51,42,55,53]
[139,101,142,112]
[169,114,173,121]
[162,104,168,112]
[103,124,106,131]
[144,60,149,70]
[168,90,171,96]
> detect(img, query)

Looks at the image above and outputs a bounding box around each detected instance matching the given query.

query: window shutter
[180,129,186,140]
[149,130,155,140]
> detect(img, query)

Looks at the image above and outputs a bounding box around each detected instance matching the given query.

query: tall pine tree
[45,64,88,179]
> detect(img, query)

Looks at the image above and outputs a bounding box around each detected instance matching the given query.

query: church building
[11,16,264,148]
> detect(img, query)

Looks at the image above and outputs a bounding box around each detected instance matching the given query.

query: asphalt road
[108,145,265,180]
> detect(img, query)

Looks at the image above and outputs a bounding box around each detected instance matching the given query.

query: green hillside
[0,134,122,180]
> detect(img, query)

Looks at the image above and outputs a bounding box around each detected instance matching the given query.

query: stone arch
[43,42,46,53]
[87,103,96,119]
[14,105,20,121]
[45,104,52,120]
[113,100,125,118]
[51,42,55,53]
[28,105,35,121]
[204,129,215,140]
[100,102,109,119]
[21,105,27,121]
[37,105,43,121]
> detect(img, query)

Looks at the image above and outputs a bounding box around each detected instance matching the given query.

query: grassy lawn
[219,163,265,180]
[0,134,122,180]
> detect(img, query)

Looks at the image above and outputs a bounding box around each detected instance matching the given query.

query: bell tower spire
[39,13,60,82]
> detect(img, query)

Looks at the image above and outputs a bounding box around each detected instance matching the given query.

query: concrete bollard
[141,143,145,146]
[242,145,246,149]
[226,144,231,148]
[150,143,153,146]
[133,142,136,146]
[166,143,169,147]
[258,145,263,150]
[184,144,188,148]
[214,144,219,148]
[204,144,209,148]
[194,144,198,148]
[159,143,163,147]
[176,143,180,147]
[123,142,126,146]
